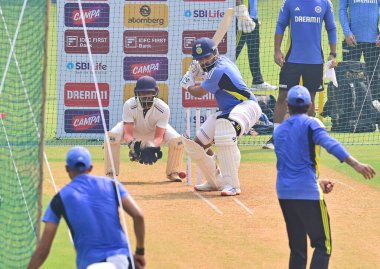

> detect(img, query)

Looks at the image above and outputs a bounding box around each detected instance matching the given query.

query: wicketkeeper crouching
[104,76,185,182]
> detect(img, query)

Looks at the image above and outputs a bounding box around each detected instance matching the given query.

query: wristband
[135,247,145,256]
[329,52,337,58]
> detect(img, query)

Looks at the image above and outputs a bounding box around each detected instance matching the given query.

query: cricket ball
[178,172,187,179]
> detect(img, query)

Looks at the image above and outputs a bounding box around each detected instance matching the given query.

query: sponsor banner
[184,0,224,2]
[64,83,110,107]
[65,30,109,54]
[182,88,217,108]
[64,109,109,133]
[124,4,168,28]
[124,57,168,81]
[65,3,110,27]
[66,61,108,73]
[182,30,227,55]
[124,30,168,54]
[124,83,168,103]
[184,9,225,20]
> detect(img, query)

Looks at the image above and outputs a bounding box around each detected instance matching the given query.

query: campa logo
[64,110,109,133]
[124,57,168,81]
[65,3,109,27]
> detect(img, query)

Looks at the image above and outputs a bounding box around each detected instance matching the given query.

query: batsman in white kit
[105,76,185,182]
[180,37,262,196]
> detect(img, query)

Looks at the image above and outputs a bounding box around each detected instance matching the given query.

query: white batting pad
[104,131,121,177]
[181,136,223,190]
[166,137,184,176]
[214,119,241,189]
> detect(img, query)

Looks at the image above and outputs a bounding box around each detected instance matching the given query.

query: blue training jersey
[43,174,130,269]
[339,0,380,43]
[276,0,337,64]
[201,56,257,116]
[273,114,349,200]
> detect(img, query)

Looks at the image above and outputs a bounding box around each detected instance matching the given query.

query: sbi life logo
[66,62,107,71]
[184,9,224,18]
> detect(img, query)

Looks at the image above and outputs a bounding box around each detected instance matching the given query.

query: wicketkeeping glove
[128,140,142,162]
[235,5,256,34]
[139,147,163,165]
[180,71,195,90]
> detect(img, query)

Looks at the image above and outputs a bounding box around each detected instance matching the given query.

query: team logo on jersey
[315,6,322,13]
[294,7,300,11]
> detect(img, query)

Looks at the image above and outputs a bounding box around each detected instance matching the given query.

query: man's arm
[123,122,134,144]
[343,155,376,179]
[274,0,289,67]
[338,0,353,39]
[153,126,165,146]
[187,85,209,98]
[324,0,338,50]
[274,34,285,66]
[122,195,145,268]
[27,222,58,269]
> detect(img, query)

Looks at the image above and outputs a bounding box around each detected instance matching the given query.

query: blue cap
[192,37,217,60]
[66,146,92,171]
[287,85,311,107]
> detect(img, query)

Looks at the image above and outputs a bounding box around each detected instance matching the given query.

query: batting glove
[180,71,195,90]
[235,5,256,34]
[188,60,208,80]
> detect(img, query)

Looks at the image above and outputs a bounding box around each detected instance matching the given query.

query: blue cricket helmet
[192,37,217,60]
[287,85,311,107]
[134,76,159,110]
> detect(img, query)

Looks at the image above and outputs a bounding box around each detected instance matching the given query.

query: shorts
[279,62,324,92]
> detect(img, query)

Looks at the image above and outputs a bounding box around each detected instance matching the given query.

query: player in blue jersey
[339,0,380,101]
[27,146,145,269]
[180,37,262,196]
[235,0,277,91]
[264,0,338,150]
[274,85,376,269]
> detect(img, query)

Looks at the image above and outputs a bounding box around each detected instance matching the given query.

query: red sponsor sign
[182,88,217,108]
[124,30,168,54]
[182,30,227,55]
[65,30,109,54]
[64,83,110,107]
[0,113,6,118]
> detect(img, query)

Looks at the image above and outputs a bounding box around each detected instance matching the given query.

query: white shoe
[220,184,241,196]
[167,173,182,182]
[251,82,277,91]
[262,137,275,150]
[194,182,219,192]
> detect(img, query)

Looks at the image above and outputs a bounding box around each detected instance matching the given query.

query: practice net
[0,0,46,268]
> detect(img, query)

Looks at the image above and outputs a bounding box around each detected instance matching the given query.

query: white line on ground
[193,191,223,215]
[233,197,254,215]
[334,179,356,191]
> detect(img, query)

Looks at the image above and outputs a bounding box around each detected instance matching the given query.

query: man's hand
[353,162,376,180]
[235,5,256,33]
[139,147,163,165]
[345,34,357,47]
[180,71,195,90]
[129,140,142,162]
[134,254,146,269]
[319,180,334,194]
[274,50,285,67]
[376,34,380,47]
[188,60,207,80]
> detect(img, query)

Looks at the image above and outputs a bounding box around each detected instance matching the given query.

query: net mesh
[0,0,45,267]
[44,0,379,146]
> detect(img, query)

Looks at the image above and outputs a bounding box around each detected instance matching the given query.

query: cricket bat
[212,7,235,46]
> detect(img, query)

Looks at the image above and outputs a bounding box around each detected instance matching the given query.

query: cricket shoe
[251,82,277,91]
[262,137,275,150]
[220,184,241,196]
[194,181,223,191]
[167,173,182,182]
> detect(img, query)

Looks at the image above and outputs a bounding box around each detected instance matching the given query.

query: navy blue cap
[192,37,217,60]
[66,146,92,172]
[287,85,311,107]
[135,76,157,92]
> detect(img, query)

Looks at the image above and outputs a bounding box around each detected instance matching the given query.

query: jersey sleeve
[275,0,290,34]
[116,180,129,199]
[324,0,337,44]
[338,0,351,37]
[156,106,170,129]
[201,68,223,94]
[310,118,349,162]
[122,101,134,123]
[42,193,63,224]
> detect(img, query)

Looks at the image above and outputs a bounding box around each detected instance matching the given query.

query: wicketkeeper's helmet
[134,76,159,110]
